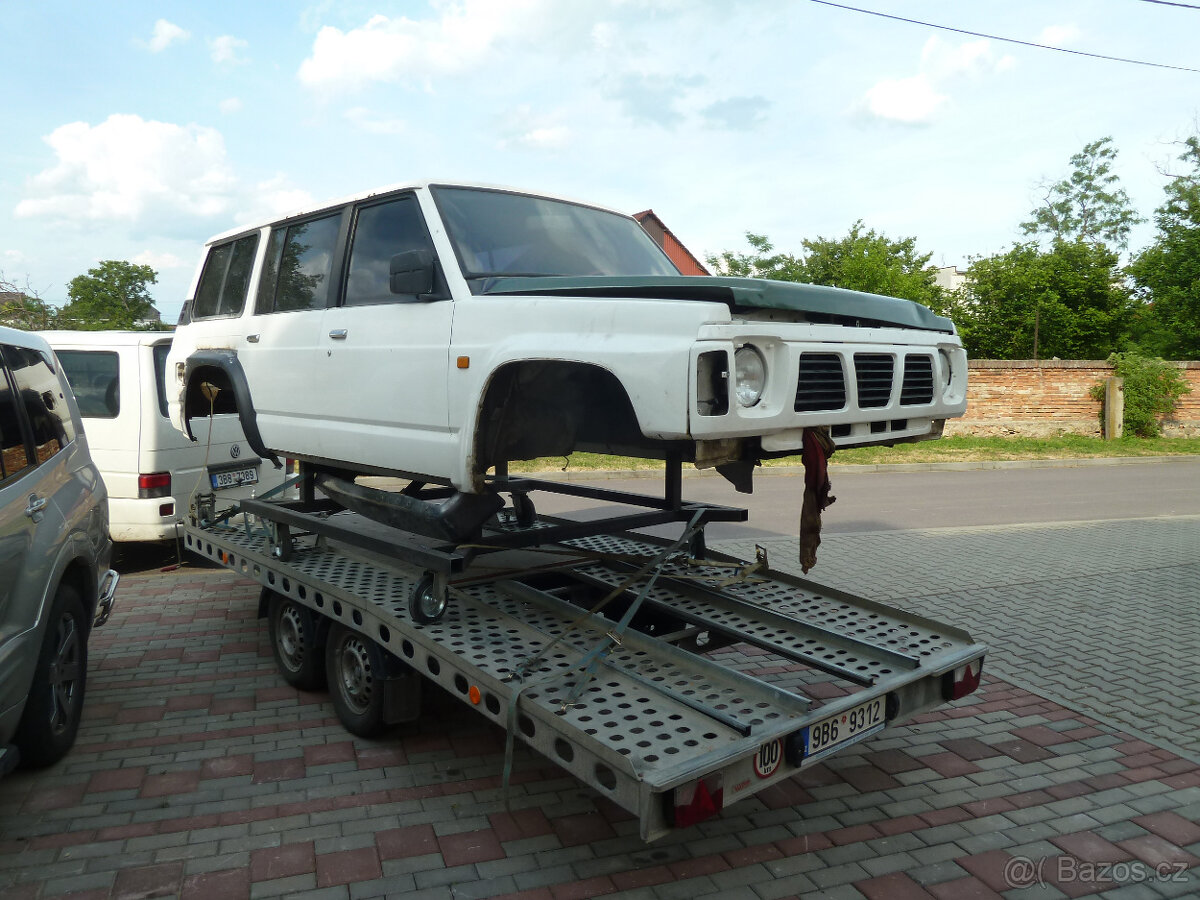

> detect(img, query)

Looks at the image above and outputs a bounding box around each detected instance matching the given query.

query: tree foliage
[1089,352,1192,437]
[955,240,1130,360]
[1021,137,1143,250]
[706,221,948,313]
[60,260,158,330]
[1127,136,1200,359]
[0,273,58,330]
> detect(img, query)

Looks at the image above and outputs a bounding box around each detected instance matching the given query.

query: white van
[40,331,287,542]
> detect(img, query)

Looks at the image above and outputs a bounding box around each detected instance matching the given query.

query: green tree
[706,221,947,313]
[1127,135,1200,359]
[957,241,1130,360]
[1021,137,1143,250]
[61,260,158,330]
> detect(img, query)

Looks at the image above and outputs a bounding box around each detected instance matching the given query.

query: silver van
[0,327,118,772]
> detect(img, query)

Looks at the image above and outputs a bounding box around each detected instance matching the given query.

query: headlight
[734,345,766,407]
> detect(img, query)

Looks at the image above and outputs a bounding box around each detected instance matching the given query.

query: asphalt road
[528,457,1200,540]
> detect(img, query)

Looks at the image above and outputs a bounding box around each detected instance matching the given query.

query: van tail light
[138,472,172,499]
[667,774,723,829]
[944,659,983,701]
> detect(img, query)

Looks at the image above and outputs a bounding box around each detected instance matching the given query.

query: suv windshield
[432,187,678,288]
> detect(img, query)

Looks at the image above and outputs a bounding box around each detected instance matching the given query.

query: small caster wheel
[409,572,449,625]
[512,493,536,529]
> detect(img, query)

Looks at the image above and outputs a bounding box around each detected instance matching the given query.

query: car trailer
[182,461,986,842]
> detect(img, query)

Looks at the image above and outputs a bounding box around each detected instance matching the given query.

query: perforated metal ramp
[184,511,984,841]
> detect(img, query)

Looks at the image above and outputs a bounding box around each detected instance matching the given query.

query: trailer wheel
[268,593,326,691]
[326,624,390,737]
[409,573,448,625]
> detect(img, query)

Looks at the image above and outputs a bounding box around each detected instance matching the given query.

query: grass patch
[505,434,1200,474]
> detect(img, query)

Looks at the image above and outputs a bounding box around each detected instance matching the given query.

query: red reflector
[671,774,724,829]
[159,502,175,517]
[946,659,983,700]
[138,472,172,499]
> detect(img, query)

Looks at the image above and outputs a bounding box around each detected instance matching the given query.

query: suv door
[317,192,454,478]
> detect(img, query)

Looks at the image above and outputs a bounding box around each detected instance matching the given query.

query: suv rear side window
[193,233,259,319]
[344,195,438,305]
[0,361,30,483]
[5,346,75,463]
[55,350,120,418]
[255,213,342,313]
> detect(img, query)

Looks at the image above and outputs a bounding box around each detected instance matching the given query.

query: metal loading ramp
[183,511,984,841]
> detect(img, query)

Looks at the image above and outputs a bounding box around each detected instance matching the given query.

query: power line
[806,0,1200,74]
[1137,0,1200,9]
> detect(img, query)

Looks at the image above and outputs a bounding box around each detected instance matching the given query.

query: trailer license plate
[210,466,258,490]
[804,696,885,758]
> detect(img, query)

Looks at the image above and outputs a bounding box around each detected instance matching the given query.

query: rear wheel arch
[181,351,280,467]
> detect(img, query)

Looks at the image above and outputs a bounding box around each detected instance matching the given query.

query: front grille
[854,354,894,408]
[795,354,846,411]
[900,354,935,405]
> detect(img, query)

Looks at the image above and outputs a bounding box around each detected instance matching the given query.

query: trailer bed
[183,504,984,841]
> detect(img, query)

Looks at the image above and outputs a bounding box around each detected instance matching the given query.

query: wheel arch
[181,350,280,468]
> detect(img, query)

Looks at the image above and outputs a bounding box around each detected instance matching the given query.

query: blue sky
[2,0,1197,321]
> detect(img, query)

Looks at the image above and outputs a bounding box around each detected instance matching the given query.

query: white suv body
[166,182,967,494]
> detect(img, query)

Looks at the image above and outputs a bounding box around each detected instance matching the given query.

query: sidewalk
[0,517,1196,899]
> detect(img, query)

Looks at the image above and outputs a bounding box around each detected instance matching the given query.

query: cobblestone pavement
[0,516,1197,899]
[717,515,1200,759]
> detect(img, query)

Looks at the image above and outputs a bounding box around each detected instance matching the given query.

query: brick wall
[944,360,1200,438]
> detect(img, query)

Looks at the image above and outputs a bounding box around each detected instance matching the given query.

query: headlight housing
[734,345,766,407]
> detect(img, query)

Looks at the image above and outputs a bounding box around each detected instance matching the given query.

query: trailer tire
[268,593,326,691]
[325,624,390,737]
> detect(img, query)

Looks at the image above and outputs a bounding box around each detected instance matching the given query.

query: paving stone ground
[0,515,1197,899]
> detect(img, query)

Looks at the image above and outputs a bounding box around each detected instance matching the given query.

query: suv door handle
[25,495,47,520]
[329,329,348,340]
[247,334,260,343]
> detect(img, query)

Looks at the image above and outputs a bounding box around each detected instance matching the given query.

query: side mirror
[390,249,436,296]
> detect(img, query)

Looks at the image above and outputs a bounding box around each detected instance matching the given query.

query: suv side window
[255,213,342,313]
[344,195,438,305]
[193,234,259,319]
[0,356,30,483]
[4,346,75,463]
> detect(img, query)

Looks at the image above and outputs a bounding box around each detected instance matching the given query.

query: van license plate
[803,696,886,758]
[210,467,258,490]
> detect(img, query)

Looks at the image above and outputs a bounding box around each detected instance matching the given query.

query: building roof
[633,210,710,276]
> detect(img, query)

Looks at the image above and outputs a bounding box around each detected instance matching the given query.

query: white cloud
[15,114,236,230]
[219,97,243,114]
[132,250,188,270]
[3,249,28,266]
[147,19,188,53]
[496,106,572,151]
[297,2,549,93]
[210,35,249,65]
[858,36,1014,125]
[234,176,314,225]
[861,75,947,124]
[345,107,406,135]
[1038,24,1081,47]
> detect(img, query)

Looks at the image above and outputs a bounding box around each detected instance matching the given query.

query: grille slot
[900,355,935,405]
[794,354,847,412]
[854,354,894,408]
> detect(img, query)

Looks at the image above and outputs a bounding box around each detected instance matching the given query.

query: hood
[478,275,954,333]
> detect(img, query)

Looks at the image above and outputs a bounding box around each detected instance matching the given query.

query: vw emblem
[230,444,241,459]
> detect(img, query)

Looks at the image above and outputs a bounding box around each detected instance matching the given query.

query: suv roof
[40,330,172,348]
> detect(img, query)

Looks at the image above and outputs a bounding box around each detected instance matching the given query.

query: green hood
[478,275,954,333]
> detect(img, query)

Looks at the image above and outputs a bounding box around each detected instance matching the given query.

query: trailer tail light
[138,472,172,499]
[944,659,983,700]
[668,774,723,829]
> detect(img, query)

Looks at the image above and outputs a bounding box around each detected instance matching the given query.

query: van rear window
[55,350,120,418]
[153,343,171,418]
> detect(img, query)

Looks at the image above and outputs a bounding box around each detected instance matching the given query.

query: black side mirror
[390,249,436,296]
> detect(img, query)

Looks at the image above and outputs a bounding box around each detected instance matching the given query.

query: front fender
[183,350,281,469]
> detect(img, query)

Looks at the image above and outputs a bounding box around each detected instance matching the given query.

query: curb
[513,454,1199,481]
